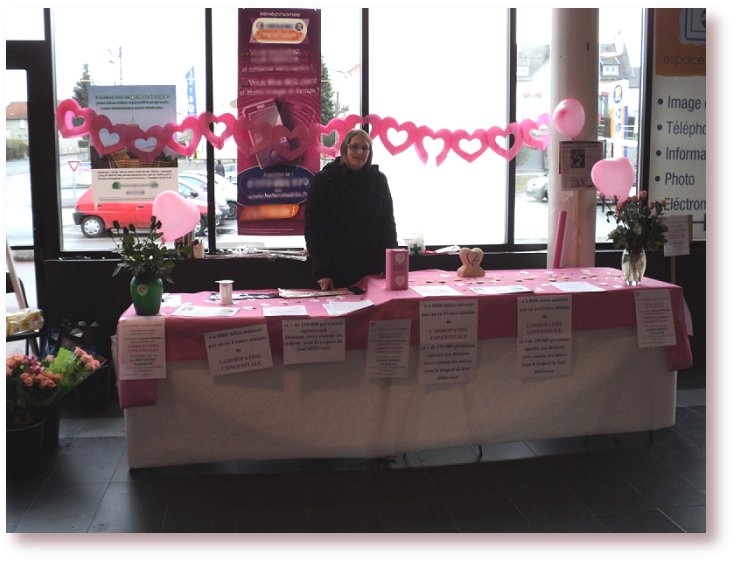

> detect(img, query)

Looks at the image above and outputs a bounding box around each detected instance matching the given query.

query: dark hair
[339,129,373,168]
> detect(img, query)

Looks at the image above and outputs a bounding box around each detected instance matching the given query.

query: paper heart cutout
[270,124,311,162]
[487,123,523,161]
[373,117,418,156]
[452,128,490,163]
[393,252,406,264]
[319,114,368,155]
[163,116,202,158]
[415,126,453,166]
[519,117,549,151]
[56,99,96,138]
[233,117,256,157]
[125,125,166,163]
[394,275,406,287]
[318,128,341,157]
[136,284,149,297]
[89,115,128,155]
[198,112,236,150]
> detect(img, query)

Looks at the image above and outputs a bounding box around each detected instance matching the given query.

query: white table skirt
[123,326,676,468]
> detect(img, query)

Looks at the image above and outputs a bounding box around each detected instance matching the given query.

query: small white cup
[216,280,234,305]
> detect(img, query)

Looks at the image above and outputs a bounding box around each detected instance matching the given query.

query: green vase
[130,274,164,315]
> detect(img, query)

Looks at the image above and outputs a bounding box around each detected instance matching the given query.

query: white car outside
[180,171,238,219]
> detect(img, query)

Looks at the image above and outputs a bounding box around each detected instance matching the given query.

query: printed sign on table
[282,318,345,365]
[634,290,677,348]
[204,324,274,376]
[365,319,411,379]
[418,300,478,384]
[117,316,167,381]
[516,295,572,378]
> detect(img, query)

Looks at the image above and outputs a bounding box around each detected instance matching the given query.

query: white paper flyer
[282,318,346,365]
[516,295,572,378]
[204,324,274,376]
[418,300,478,384]
[365,319,411,379]
[117,315,167,381]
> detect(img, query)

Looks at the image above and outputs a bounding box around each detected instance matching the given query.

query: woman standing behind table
[304,129,398,290]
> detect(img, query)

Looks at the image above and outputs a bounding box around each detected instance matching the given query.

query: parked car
[179,177,232,222]
[72,182,222,238]
[525,174,548,201]
[222,162,238,184]
[180,171,238,219]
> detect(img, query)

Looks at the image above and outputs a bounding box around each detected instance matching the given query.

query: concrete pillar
[548,9,599,268]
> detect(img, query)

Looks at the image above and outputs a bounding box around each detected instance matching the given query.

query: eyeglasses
[347,144,370,153]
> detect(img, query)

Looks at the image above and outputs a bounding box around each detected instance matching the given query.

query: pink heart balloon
[553,98,585,139]
[152,190,201,242]
[591,157,635,202]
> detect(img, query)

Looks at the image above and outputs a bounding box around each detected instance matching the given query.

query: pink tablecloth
[117,267,692,408]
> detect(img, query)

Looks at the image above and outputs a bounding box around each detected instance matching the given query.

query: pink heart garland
[233,117,256,157]
[487,123,523,161]
[198,112,236,150]
[163,116,202,158]
[520,114,550,151]
[56,99,96,138]
[317,130,341,157]
[415,126,453,166]
[319,114,368,155]
[373,117,418,156]
[270,124,312,162]
[89,115,128,156]
[125,125,166,163]
[451,128,490,163]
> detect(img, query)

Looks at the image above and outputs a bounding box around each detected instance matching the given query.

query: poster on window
[88,85,178,204]
[648,8,706,241]
[237,8,322,236]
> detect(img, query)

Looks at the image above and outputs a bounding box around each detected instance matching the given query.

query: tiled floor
[6,385,706,533]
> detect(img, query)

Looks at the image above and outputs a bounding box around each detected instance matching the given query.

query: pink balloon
[591,157,635,202]
[553,98,585,139]
[152,190,201,242]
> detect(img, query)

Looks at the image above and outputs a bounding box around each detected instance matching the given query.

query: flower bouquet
[600,190,668,285]
[108,216,191,315]
[6,346,101,430]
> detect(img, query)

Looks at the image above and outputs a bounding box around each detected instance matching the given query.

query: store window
[514,7,643,244]
[370,7,509,247]
[5,70,33,248]
[4,7,45,40]
[46,7,644,254]
[53,7,205,253]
